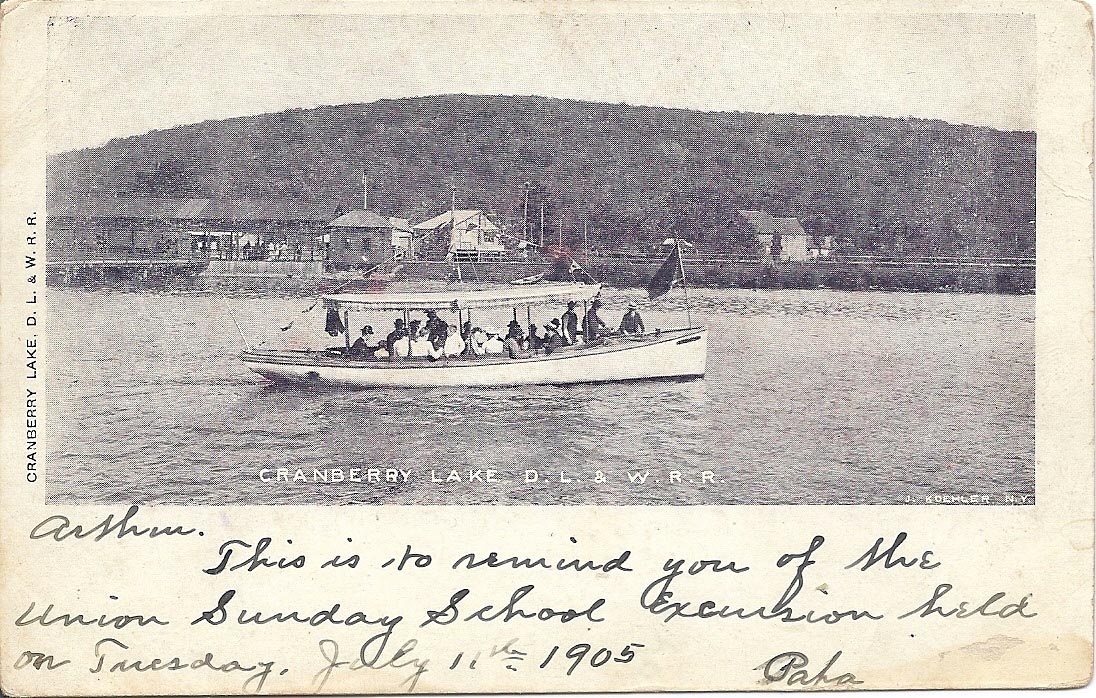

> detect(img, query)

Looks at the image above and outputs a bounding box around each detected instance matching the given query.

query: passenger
[527,323,543,352]
[541,319,564,354]
[391,330,411,359]
[443,324,466,357]
[469,327,488,356]
[461,320,472,342]
[504,325,532,359]
[410,326,432,358]
[561,301,580,345]
[427,341,445,361]
[506,319,524,341]
[618,302,646,335]
[425,309,448,345]
[350,325,380,358]
[582,298,608,342]
[385,319,407,354]
[483,332,505,355]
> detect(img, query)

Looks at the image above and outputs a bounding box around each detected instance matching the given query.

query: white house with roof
[732,210,833,261]
[413,209,506,261]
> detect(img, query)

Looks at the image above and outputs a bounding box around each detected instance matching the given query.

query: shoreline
[44,257,1035,295]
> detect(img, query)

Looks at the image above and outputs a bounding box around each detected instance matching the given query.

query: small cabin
[325,209,397,266]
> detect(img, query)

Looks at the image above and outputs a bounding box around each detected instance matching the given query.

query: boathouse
[45,197,208,260]
[45,196,338,261]
[190,198,337,260]
[412,210,506,262]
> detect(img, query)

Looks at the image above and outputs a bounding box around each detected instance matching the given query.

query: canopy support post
[526,305,534,353]
[343,310,351,353]
[403,308,411,358]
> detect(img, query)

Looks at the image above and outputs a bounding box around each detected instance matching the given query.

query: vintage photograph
[41,11,1035,506]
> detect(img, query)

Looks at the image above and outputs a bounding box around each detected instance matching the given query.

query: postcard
[0,0,1092,695]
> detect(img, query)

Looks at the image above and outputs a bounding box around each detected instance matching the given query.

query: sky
[45,10,1036,152]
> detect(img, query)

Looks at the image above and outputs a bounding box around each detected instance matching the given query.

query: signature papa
[758,650,863,687]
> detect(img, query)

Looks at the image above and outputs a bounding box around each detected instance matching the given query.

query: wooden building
[412,210,506,262]
[45,196,338,261]
[325,209,398,267]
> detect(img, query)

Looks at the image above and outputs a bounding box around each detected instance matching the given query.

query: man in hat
[350,325,381,358]
[618,302,646,336]
[561,300,580,345]
[541,318,564,354]
[506,318,526,346]
[527,322,543,352]
[425,309,448,345]
[582,298,608,342]
[385,318,407,355]
[504,323,532,359]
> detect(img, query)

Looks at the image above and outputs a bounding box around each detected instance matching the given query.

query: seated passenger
[391,332,411,359]
[506,319,524,341]
[504,325,532,359]
[443,324,466,357]
[410,327,432,358]
[483,332,505,355]
[469,328,488,356]
[385,318,407,354]
[618,302,645,335]
[350,325,381,358]
[527,323,543,351]
[541,319,564,354]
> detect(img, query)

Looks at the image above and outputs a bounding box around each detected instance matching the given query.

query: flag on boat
[324,308,346,336]
[648,245,683,299]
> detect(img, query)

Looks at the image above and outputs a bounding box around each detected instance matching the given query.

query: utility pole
[362,171,368,210]
[558,215,563,249]
[539,201,545,249]
[584,219,589,256]
[451,183,460,255]
[522,182,531,242]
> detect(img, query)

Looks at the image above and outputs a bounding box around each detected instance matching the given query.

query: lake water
[44,285,1034,505]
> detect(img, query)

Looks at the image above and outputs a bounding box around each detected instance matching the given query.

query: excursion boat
[240,237,706,389]
[240,282,707,388]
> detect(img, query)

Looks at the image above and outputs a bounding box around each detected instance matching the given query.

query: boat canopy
[323,283,602,312]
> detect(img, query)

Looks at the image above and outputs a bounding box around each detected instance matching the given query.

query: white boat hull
[242,327,707,388]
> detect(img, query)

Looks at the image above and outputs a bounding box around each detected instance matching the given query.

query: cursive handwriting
[29,506,198,542]
[421,585,606,627]
[15,600,168,629]
[452,546,633,573]
[759,650,863,687]
[312,635,429,693]
[191,589,403,629]
[89,637,281,693]
[898,583,1037,620]
[640,538,884,624]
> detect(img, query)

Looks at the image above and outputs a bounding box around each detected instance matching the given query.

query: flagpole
[675,236,692,328]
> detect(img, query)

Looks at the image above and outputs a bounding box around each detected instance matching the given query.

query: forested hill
[48,94,1035,257]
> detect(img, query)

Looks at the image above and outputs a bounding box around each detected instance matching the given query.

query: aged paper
[0,0,1092,695]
